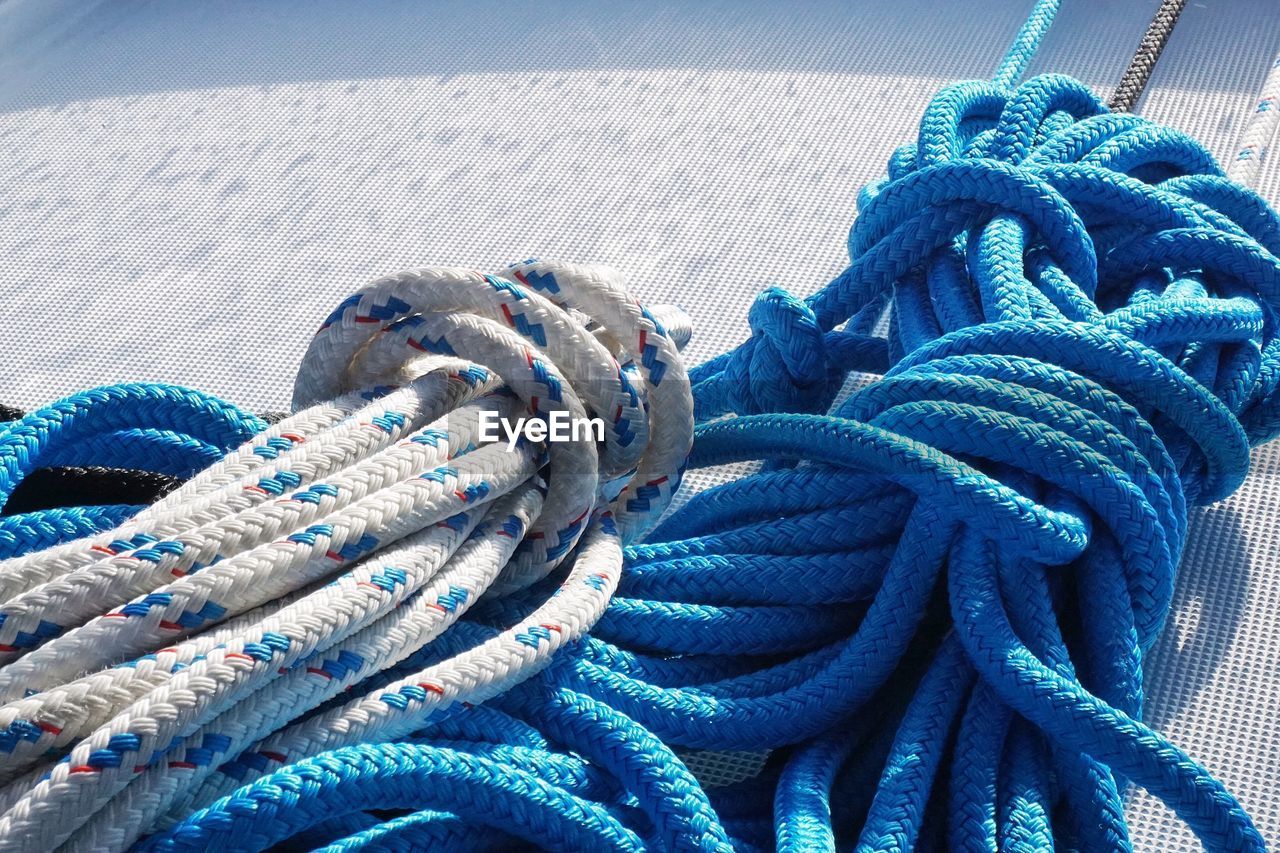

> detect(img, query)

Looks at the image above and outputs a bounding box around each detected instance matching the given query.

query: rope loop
[720,286,832,415]
[0,385,265,560]
[707,73,1280,466]
[295,261,693,568]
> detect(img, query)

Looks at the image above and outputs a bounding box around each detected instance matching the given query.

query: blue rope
[141,742,649,852]
[0,503,143,559]
[992,0,1063,89]
[0,384,265,557]
[13,3,1280,849]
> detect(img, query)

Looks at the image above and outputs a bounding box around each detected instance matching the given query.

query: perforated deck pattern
[1,0,1278,847]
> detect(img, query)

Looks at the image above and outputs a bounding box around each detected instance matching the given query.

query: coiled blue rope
[8,0,1280,848]
[0,385,265,558]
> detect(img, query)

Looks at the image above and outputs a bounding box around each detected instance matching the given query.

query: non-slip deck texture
[1,0,1278,846]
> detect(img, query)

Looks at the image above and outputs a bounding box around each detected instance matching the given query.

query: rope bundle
[668,74,1279,849]
[0,262,692,851]
[2,1,1280,847]
[141,72,1280,851]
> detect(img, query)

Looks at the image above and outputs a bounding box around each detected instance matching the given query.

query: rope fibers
[1231,50,1280,186]
[3,0,1280,849]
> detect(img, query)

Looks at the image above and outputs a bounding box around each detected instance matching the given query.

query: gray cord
[1109,0,1190,112]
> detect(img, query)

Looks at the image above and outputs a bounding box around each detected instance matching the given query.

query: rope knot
[294,261,695,580]
[668,82,1280,851]
[816,75,1280,507]
[728,287,831,415]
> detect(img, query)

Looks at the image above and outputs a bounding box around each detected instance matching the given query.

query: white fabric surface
[0,0,1278,847]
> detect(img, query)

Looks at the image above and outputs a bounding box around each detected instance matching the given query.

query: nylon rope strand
[0,402,289,520]
[655,19,1280,852]
[0,264,693,851]
[1,466,181,518]
[5,0,1280,850]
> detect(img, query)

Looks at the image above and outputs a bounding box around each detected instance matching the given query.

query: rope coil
[145,71,1280,852]
[674,71,1280,851]
[0,264,692,851]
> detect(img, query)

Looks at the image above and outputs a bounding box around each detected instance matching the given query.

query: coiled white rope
[0,261,692,852]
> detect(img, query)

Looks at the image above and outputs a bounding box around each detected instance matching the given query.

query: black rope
[1109,0,1190,112]
[2,466,180,516]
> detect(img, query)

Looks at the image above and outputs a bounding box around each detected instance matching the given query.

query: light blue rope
[0,384,265,557]
[0,503,142,559]
[992,0,1064,89]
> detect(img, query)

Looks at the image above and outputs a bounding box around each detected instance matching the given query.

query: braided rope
[676,69,1276,852]
[1,467,179,517]
[0,386,266,561]
[146,71,1280,851]
[5,5,1280,851]
[0,264,691,851]
[1108,0,1190,113]
[1231,51,1280,186]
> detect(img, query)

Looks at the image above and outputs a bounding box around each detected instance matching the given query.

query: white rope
[1229,51,1280,184]
[0,261,692,852]
[76,484,546,850]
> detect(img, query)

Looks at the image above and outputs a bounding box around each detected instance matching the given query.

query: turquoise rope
[0,384,265,557]
[992,0,1064,89]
